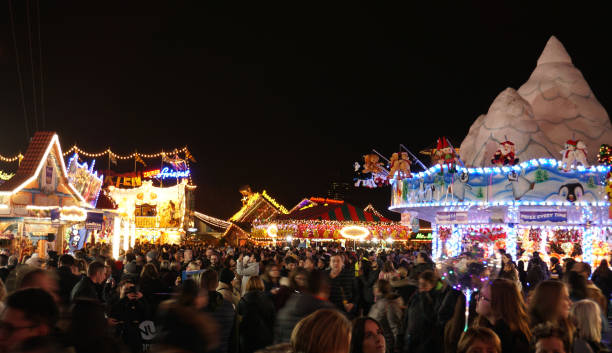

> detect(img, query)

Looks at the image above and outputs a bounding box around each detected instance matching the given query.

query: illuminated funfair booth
[388,37,612,268]
[252,197,419,247]
[0,132,106,259]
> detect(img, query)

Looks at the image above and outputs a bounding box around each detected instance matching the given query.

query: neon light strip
[389,200,609,209]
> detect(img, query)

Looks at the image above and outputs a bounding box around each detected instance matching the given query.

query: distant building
[327,182,350,201]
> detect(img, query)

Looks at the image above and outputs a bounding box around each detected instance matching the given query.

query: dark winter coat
[481,318,530,353]
[107,296,151,353]
[138,277,166,312]
[408,262,434,280]
[70,276,100,302]
[402,285,459,353]
[328,268,359,317]
[238,290,275,353]
[57,266,80,305]
[359,269,380,311]
[203,291,237,353]
[274,293,336,344]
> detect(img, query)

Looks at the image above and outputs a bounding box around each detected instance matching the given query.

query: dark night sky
[1,2,611,219]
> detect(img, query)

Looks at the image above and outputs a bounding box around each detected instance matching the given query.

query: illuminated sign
[143,169,160,178]
[267,224,278,238]
[157,167,190,179]
[339,225,369,240]
[66,154,103,206]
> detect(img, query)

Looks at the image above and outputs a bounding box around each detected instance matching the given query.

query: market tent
[275,203,391,222]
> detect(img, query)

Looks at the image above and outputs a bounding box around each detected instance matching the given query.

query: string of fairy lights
[0,146,193,162]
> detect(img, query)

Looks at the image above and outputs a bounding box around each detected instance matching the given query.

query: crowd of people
[0,242,611,353]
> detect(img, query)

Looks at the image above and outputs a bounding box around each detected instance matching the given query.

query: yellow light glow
[123,220,129,251]
[112,216,120,259]
[340,225,369,240]
[267,224,278,237]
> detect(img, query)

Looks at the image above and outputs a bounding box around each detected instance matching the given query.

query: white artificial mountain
[459,36,612,167]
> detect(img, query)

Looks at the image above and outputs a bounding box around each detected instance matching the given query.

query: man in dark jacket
[327,254,359,318]
[409,251,434,280]
[201,269,237,353]
[56,254,80,306]
[274,270,336,344]
[0,254,10,283]
[70,261,106,302]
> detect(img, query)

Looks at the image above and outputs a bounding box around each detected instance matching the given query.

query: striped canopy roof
[275,203,391,223]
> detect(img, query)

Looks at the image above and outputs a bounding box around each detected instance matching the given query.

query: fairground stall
[63,145,198,247]
[252,197,423,248]
[0,132,106,259]
[388,37,612,268]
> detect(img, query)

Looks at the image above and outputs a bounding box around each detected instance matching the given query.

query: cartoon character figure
[491,140,519,166]
[506,171,535,200]
[452,171,472,201]
[560,139,588,171]
[559,183,584,202]
[388,152,412,179]
[362,154,383,175]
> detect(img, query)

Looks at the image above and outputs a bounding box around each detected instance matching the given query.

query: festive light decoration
[62,145,193,160]
[598,144,612,165]
[267,224,278,238]
[262,191,289,214]
[193,211,231,229]
[66,153,103,206]
[252,219,414,240]
[0,171,14,181]
[0,135,87,206]
[339,225,369,240]
[0,153,23,163]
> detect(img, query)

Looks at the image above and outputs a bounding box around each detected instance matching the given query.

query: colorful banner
[66,154,103,206]
[519,211,568,224]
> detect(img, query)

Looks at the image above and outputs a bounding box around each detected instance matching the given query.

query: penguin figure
[506,171,535,200]
[558,183,584,202]
[452,171,472,201]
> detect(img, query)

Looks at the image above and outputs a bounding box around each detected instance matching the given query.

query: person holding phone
[107,280,151,353]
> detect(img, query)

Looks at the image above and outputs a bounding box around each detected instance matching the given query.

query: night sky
[1,2,611,219]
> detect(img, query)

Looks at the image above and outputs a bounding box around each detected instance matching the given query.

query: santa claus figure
[491,140,519,166]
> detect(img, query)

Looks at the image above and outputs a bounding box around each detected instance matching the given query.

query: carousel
[387,37,612,267]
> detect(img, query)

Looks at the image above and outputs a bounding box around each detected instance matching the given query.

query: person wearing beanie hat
[123,261,139,280]
[146,250,160,271]
[216,268,239,308]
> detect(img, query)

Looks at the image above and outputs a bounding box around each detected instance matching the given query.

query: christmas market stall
[0,132,105,259]
[252,197,419,247]
[388,37,612,267]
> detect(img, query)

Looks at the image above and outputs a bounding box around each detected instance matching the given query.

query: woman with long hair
[378,261,398,282]
[351,317,385,353]
[475,278,530,353]
[261,264,282,294]
[291,308,351,353]
[239,276,276,353]
[529,280,574,346]
[592,259,612,303]
[368,280,403,353]
[571,299,607,353]
[456,327,501,353]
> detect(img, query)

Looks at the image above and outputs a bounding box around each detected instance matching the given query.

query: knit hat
[124,261,138,274]
[146,250,158,260]
[219,268,235,284]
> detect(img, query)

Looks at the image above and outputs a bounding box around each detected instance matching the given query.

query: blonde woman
[571,299,606,353]
[291,308,352,353]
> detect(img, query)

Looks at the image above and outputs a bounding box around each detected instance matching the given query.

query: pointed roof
[0,132,85,203]
[537,36,572,66]
[194,211,231,230]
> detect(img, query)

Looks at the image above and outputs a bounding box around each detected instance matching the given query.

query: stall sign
[157,167,190,179]
[103,171,142,188]
[85,212,104,231]
[135,216,156,228]
[143,169,160,178]
[519,211,567,224]
[410,232,432,241]
[436,211,468,224]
